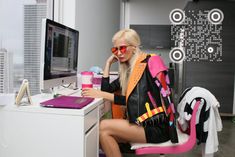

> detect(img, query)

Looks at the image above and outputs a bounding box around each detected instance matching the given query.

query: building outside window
[0,0,48,95]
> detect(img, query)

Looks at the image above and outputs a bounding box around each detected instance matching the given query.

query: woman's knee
[99,119,112,141]
[99,119,111,133]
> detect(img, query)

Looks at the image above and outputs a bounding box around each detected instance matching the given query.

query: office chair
[132,100,205,156]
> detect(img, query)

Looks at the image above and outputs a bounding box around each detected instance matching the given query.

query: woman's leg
[99,119,146,157]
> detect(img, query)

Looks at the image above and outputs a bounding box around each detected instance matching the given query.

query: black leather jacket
[101,55,166,124]
[126,59,165,124]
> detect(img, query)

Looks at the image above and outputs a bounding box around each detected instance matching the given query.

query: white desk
[0,92,104,157]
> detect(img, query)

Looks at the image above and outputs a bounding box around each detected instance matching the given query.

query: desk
[0,92,104,157]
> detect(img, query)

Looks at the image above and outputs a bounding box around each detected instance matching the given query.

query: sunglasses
[111,45,129,55]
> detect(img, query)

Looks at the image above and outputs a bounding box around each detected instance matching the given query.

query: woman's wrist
[103,63,111,77]
[105,61,112,67]
[100,91,114,102]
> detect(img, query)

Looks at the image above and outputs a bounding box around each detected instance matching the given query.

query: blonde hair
[112,29,142,95]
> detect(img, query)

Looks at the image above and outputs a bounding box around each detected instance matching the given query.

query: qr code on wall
[169,9,223,63]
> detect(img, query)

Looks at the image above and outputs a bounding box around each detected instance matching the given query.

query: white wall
[76,0,120,72]
[54,0,120,72]
[127,0,190,25]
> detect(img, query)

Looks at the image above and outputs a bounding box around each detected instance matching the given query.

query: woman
[82,29,178,157]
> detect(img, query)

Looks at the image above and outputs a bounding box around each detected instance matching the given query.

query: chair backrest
[135,100,201,155]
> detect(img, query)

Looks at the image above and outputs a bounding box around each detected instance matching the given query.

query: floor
[123,117,235,157]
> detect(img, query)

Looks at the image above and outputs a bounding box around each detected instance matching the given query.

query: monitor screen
[40,18,79,90]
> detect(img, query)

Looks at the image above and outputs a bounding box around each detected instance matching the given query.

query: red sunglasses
[111,45,128,55]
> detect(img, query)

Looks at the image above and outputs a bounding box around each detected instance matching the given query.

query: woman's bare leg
[99,119,146,157]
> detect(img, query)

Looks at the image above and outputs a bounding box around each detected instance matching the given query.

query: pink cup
[81,71,94,89]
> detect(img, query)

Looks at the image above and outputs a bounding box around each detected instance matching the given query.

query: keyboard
[56,88,80,96]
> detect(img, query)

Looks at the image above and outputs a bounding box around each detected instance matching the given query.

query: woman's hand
[81,88,103,98]
[81,88,115,102]
[106,54,118,65]
[103,55,118,77]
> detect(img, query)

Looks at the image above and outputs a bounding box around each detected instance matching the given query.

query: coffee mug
[81,71,93,89]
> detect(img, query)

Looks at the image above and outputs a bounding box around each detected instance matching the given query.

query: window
[0,0,49,94]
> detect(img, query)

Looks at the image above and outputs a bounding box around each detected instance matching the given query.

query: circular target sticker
[169,48,185,63]
[169,9,185,25]
[208,9,224,25]
[207,47,214,53]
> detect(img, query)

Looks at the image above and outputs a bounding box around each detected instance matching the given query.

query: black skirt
[143,114,170,143]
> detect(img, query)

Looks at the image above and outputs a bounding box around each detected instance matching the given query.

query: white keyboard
[56,88,81,96]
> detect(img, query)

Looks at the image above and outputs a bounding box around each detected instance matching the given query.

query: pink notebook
[40,96,94,109]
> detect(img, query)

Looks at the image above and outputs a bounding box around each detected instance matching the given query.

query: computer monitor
[40,18,79,91]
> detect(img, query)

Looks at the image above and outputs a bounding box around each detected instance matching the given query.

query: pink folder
[40,96,94,109]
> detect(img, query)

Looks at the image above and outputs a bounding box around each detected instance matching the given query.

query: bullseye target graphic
[208,9,224,25]
[169,48,185,63]
[169,9,185,25]
[207,47,214,53]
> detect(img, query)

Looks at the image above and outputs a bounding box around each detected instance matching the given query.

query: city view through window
[0,0,48,94]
